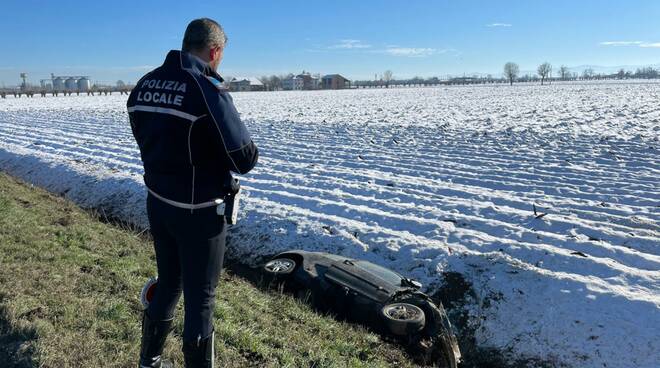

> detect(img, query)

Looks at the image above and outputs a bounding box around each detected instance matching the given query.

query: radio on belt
[217,178,241,224]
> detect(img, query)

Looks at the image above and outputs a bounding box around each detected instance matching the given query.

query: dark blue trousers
[145,193,226,342]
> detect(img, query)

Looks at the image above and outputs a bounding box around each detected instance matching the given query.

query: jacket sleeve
[202,87,259,175]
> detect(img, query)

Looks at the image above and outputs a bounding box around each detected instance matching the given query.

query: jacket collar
[164,50,224,83]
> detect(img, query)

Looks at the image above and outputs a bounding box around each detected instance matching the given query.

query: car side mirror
[402,278,423,289]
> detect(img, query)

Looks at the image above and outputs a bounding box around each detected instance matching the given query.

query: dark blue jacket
[127,50,258,205]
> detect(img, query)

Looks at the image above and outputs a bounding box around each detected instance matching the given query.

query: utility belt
[146,178,241,224]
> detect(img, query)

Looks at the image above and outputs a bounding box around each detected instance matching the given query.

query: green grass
[0,172,418,368]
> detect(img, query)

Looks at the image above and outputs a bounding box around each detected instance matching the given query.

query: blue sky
[1,0,660,85]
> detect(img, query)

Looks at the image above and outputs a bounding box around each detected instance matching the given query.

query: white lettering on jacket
[138,79,186,106]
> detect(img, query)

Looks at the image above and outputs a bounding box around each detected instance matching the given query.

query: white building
[282,71,320,90]
[229,77,265,92]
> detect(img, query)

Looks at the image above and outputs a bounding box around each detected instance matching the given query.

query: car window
[354,261,402,286]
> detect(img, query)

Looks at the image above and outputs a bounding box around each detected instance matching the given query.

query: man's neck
[189,52,210,67]
[182,50,221,79]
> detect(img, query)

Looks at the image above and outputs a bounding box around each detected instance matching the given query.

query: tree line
[350,64,660,88]
[504,62,660,85]
[252,64,660,90]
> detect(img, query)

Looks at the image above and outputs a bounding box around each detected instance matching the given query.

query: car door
[324,259,399,304]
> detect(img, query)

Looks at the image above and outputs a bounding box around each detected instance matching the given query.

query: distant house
[282,75,304,90]
[322,74,350,89]
[282,71,320,91]
[310,77,320,89]
[229,77,265,92]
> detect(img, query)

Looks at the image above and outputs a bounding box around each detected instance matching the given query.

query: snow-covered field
[1,81,658,367]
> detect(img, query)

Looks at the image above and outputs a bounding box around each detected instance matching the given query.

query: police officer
[127,18,258,368]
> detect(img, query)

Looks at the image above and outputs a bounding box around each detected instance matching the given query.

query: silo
[40,80,53,90]
[52,77,64,91]
[77,77,91,91]
[65,77,77,91]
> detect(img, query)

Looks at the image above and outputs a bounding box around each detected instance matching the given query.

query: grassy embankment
[0,171,418,367]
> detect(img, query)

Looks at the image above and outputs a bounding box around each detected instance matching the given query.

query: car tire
[263,257,297,275]
[381,302,426,336]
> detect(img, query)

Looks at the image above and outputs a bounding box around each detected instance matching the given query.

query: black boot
[139,312,174,368]
[182,331,214,368]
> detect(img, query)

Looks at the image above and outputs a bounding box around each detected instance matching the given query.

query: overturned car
[262,250,461,368]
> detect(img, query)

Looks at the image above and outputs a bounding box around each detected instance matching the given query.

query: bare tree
[634,67,659,79]
[616,69,625,79]
[258,76,271,90]
[558,65,570,81]
[503,62,519,85]
[269,75,282,90]
[537,62,552,85]
[382,70,394,88]
[582,68,594,80]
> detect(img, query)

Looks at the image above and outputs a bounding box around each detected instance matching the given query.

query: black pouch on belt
[220,178,241,224]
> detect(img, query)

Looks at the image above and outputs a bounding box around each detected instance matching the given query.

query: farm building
[322,74,350,89]
[229,77,265,92]
[282,72,320,91]
[282,75,304,90]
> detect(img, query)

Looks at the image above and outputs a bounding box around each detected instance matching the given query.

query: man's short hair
[182,18,228,52]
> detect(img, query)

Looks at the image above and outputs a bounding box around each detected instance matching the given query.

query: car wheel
[263,257,297,275]
[381,303,425,336]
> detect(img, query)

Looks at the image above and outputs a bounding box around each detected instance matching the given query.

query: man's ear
[210,47,222,61]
